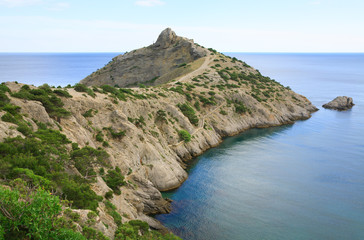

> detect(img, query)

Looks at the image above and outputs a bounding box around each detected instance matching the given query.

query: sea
[1,52,363,240]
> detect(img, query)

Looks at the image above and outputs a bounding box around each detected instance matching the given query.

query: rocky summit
[81,28,209,87]
[323,96,354,111]
[0,28,318,239]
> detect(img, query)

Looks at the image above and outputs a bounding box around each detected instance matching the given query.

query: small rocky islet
[322,96,354,111]
[0,28,318,239]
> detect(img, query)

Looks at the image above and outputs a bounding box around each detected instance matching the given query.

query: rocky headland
[0,29,318,239]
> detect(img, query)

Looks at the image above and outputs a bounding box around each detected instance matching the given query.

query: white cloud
[0,0,42,7]
[135,0,165,7]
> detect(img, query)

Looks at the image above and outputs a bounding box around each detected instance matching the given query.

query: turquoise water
[1,53,363,240]
[156,53,364,240]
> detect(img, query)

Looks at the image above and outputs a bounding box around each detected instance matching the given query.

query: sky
[0,0,363,52]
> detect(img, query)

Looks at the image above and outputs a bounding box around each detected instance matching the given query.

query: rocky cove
[0,29,317,239]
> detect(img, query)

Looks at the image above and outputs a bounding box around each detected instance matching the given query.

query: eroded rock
[323,96,354,111]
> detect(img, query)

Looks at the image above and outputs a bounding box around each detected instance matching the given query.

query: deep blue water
[1,53,363,240]
[156,53,364,240]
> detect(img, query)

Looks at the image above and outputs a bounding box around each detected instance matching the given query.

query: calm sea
[0,53,119,87]
[1,53,363,240]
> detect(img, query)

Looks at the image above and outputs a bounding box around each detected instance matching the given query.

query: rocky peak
[81,28,209,87]
[154,28,178,49]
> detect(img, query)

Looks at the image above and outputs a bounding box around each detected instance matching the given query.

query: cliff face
[81,28,209,87]
[0,29,318,238]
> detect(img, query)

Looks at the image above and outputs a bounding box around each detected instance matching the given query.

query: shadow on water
[159,123,294,199]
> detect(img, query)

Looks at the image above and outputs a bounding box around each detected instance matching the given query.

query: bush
[103,167,126,195]
[0,187,86,240]
[234,102,250,114]
[0,92,10,107]
[156,110,167,123]
[104,127,126,139]
[1,112,17,124]
[71,146,109,179]
[74,84,95,98]
[11,86,71,121]
[0,83,10,93]
[105,191,113,200]
[177,103,199,126]
[17,122,32,136]
[104,200,122,227]
[74,84,88,92]
[178,129,191,142]
[83,109,94,118]
[96,132,104,142]
[194,101,200,111]
[61,178,103,211]
[220,110,227,115]
[53,89,72,98]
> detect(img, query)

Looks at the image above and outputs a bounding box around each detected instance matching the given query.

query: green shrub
[177,103,199,126]
[234,101,250,114]
[220,110,227,115]
[105,191,113,200]
[0,92,10,107]
[53,89,72,98]
[82,226,109,240]
[104,127,126,139]
[199,95,216,106]
[87,211,97,220]
[0,83,10,93]
[61,178,103,211]
[83,109,94,118]
[104,200,122,227]
[178,129,191,142]
[74,84,95,98]
[0,187,86,240]
[96,131,104,142]
[74,84,88,92]
[1,112,17,124]
[103,167,126,195]
[156,110,167,123]
[194,101,200,111]
[158,92,167,97]
[11,86,71,121]
[17,122,32,136]
[71,146,109,179]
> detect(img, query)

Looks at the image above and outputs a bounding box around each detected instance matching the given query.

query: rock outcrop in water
[322,96,354,110]
[0,29,319,238]
[81,28,209,87]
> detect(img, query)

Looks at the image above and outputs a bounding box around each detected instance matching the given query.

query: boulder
[322,96,354,111]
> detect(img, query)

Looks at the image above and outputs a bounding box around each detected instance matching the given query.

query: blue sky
[0,0,363,52]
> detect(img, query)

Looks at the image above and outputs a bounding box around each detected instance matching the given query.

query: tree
[0,187,86,240]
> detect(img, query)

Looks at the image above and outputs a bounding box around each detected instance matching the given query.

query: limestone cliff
[81,28,209,87]
[0,29,318,238]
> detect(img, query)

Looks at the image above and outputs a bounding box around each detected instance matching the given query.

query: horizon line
[0,51,364,54]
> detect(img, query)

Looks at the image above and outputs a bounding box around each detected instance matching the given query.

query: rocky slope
[0,29,318,238]
[81,28,209,87]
